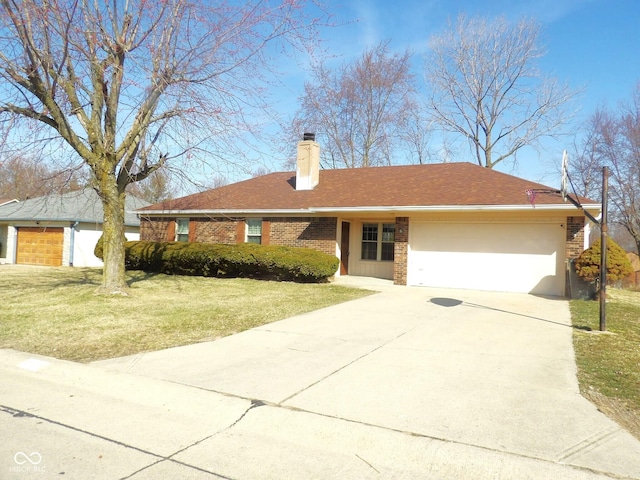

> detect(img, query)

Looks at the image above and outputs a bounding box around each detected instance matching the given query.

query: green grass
[571,288,640,438]
[0,266,372,362]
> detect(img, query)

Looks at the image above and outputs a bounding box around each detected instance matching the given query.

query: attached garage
[16,227,64,266]
[407,221,566,296]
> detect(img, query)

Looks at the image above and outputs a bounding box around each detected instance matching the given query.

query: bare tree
[401,105,435,165]
[126,169,174,204]
[0,0,325,293]
[293,40,418,168]
[572,84,640,255]
[570,110,608,199]
[425,14,577,169]
[0,155,84,200]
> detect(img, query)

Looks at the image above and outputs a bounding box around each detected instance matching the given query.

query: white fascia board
[135,203,602,216]
[311,204,602,214]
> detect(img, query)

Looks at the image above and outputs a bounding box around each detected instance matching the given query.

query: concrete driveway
[2,280,639,479]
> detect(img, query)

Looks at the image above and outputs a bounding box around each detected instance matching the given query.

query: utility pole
[599,166,609,332]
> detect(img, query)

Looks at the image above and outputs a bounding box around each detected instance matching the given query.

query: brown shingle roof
[140,162,597,213]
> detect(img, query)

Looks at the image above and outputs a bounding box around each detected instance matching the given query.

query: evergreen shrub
[575,237,633,285]
[96,238,339,283]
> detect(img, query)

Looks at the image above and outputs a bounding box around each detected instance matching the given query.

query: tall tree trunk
[97,176,128,295]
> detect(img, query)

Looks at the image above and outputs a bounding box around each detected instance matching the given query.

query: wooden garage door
[16,227,64,266]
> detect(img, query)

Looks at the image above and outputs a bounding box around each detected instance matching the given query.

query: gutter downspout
[12,227,17,264]
[69,222,79,266]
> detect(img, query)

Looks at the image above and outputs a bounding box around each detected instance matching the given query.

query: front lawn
[0,266,371,362]
[571,288,640,440]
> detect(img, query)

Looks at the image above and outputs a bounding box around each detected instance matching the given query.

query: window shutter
[189,219,196,242]
[262,220,270,245]
[167,220,176,241]
[236,220,245,243]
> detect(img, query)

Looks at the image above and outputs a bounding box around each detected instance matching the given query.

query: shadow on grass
[9,267,161,291]
[126,270,161,286]
[28,267,103,290]
[574,325,594,332]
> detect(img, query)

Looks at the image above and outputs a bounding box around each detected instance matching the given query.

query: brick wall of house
[140,217,172,242]
[269,217,337,256]
[566,216,586,259]
[393,217,409,285]
[142,216,338,256]
[193,218,239,244]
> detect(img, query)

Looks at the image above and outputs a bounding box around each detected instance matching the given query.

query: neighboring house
[625,252,640,286]
[0,199,19,260]
[0,189,148,267]
[137,137,600,296]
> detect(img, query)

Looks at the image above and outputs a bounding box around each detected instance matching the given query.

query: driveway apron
[92,283,640,479]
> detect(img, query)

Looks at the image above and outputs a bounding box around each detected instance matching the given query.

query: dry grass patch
[571,288,640,440]
[0,266,372,362]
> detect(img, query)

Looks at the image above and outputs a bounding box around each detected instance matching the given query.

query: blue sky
[267,0,640,187]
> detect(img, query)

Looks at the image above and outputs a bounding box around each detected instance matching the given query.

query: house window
[361,223,395,261]
[175,218,189,242]
[246,219,262,244]
[361,223,378,260]
[381,223,395,261]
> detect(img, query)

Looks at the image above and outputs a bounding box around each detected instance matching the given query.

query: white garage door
[408,222,565,295]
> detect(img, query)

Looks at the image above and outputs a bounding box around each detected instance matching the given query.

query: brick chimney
[296,133,320,191]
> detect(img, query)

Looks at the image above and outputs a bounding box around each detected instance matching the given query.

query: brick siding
[269,217,337,256]
[140,217,172,242]
[193,218,239,244]
[566,216,586,259]
[393,217,409,285]
[141,216,338,256]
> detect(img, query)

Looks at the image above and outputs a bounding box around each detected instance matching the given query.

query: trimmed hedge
[95,238,339,283]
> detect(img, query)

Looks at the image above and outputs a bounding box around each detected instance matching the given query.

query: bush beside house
[96,238,339,282]
[575,238,634,287]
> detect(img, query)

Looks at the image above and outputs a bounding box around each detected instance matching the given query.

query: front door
[340,222,350,275]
